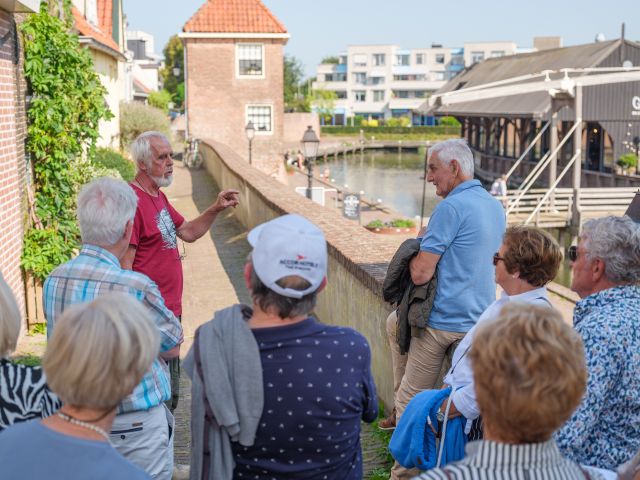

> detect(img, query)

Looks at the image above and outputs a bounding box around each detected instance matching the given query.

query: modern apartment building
[312,41,520,125]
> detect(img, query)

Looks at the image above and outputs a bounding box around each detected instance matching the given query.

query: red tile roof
[183,0,287,34]
[98,0,113,38]
[72,4,121,55]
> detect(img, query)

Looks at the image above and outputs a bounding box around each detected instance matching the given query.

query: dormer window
[237,44,264,78]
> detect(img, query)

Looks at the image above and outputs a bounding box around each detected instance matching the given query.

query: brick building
[0,0,39,320]
[180,0,289,175]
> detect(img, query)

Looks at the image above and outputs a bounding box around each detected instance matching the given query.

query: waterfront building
[312,41,526,126]
[424,37,640,188]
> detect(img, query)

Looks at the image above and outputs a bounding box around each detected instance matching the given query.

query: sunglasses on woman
[492,253,505,266]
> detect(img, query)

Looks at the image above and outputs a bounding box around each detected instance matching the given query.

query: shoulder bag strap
[193,327,215,480]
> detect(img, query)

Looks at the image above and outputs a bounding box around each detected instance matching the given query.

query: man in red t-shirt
[122,131,239,411]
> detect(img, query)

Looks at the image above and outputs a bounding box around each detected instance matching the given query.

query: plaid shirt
[43,244,183,413]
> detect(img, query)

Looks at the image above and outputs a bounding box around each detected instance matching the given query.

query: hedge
[321,125,461,135]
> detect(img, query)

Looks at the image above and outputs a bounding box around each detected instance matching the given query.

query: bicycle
[184,137,204,169]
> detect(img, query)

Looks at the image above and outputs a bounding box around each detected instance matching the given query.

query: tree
[148,89,172,113]
[321,56,339,64]
[311,89,337,122]
[284,55,310,112]
[160,35,184,109]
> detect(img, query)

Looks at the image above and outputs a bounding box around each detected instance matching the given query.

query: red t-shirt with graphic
[130,184,185,316]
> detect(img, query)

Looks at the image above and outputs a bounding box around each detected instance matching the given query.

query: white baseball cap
[247,214,327,299]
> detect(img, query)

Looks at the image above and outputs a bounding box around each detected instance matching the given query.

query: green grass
[364,404,394,479]
[27,322,46,336]
[12,354,42,367]
[322,131,457,142]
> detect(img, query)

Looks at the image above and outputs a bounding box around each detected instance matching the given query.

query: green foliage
[148,89,172,113]
[159,35,184,108]
[320,56,339,64]
[617,153,638,169]
[284,55,309,112]
[390,218,416,228]
[19,3,114,281]
[95,148,135,181]
[439,116,461,126]
[28,323,47,336]
[322,125,461,137]
[385,117,411,128]
[366,219,385,229]
[353,115,364,126]
[120,102,172,149]
[311,89,337,118]
[11,354,43,367]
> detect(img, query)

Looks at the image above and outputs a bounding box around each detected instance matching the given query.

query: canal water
[317,149,440,219]
[318,150,574,289]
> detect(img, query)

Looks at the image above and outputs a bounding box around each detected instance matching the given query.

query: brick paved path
[166,162,390,478]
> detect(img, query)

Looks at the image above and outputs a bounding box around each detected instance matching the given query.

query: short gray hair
[428,138,474,177]
[0,271,20,358]
[248,261,319,319]
[77,177,138,246]
[581,215,640,284]
[130,131,170,169]
[44,293,159,409]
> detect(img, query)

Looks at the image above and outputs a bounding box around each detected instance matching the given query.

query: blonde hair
[470,302,586,443]
[0,272,20,358]
[44,293,159,409]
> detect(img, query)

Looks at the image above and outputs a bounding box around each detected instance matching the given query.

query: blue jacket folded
[389,387,467,470]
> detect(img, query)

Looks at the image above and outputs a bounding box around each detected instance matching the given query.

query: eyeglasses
[492,253,505,266]
[568,245,578,262]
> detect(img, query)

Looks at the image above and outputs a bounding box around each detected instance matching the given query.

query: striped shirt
[413,440,609,480]
[43,244,183,413]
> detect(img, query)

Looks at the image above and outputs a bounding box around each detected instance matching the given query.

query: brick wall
[199,137,399,410]
[283,112,320,145]
[0,11,27,320]
[185,38,286,177]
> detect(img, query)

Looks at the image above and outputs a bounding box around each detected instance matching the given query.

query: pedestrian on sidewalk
[185,214,378,480]
[0,294,157,479]
[122,131,239,413]
[43,178,183,480]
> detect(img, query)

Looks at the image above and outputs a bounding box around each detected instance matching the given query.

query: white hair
[130,131,170,170]
[0,271,20,358]
[581,215,640,283]
[44,293,159,408]
[428,138,475,177]
[77,177,138,246]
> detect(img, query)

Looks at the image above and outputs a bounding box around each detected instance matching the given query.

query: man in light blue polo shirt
[398,138,505,418]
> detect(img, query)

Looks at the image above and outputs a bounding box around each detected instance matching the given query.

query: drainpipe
[183,38,189,139]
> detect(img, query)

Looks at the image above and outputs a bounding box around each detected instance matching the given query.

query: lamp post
[301,125,320,199]
[172,67,181,77]
[245,121,255,165]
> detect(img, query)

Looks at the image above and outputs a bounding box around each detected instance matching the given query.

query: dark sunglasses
[568,245,578,262]
[492,253,505,266]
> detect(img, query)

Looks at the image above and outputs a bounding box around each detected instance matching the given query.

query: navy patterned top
[231,317,378,480]
[556,285,640,470]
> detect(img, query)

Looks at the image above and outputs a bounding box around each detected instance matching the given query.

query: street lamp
[245,121,255,165]
[301,125,320,199]
[172,67,181,77]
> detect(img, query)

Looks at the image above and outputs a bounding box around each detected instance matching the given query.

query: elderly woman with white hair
[556,215,640,471]
[0,272,60,430]
[0,293,158,479]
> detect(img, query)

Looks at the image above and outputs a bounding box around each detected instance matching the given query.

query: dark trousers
[165,315,182,413]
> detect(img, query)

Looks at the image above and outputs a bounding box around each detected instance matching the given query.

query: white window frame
[245,104,273,135]
[236,43,265,79]
[373,90,385,102]
[416,53,425,65]
[354,91,366,102]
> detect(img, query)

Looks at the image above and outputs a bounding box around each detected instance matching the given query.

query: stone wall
[0,11,27,321]
[283,112,320,145]
[199,138,398,409]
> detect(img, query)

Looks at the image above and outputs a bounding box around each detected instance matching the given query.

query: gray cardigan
[184,304,264,480]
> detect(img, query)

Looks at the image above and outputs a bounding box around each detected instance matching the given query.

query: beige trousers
[385,310,465,480]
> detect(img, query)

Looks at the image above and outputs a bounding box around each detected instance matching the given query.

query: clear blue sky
[125,0,640,77]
